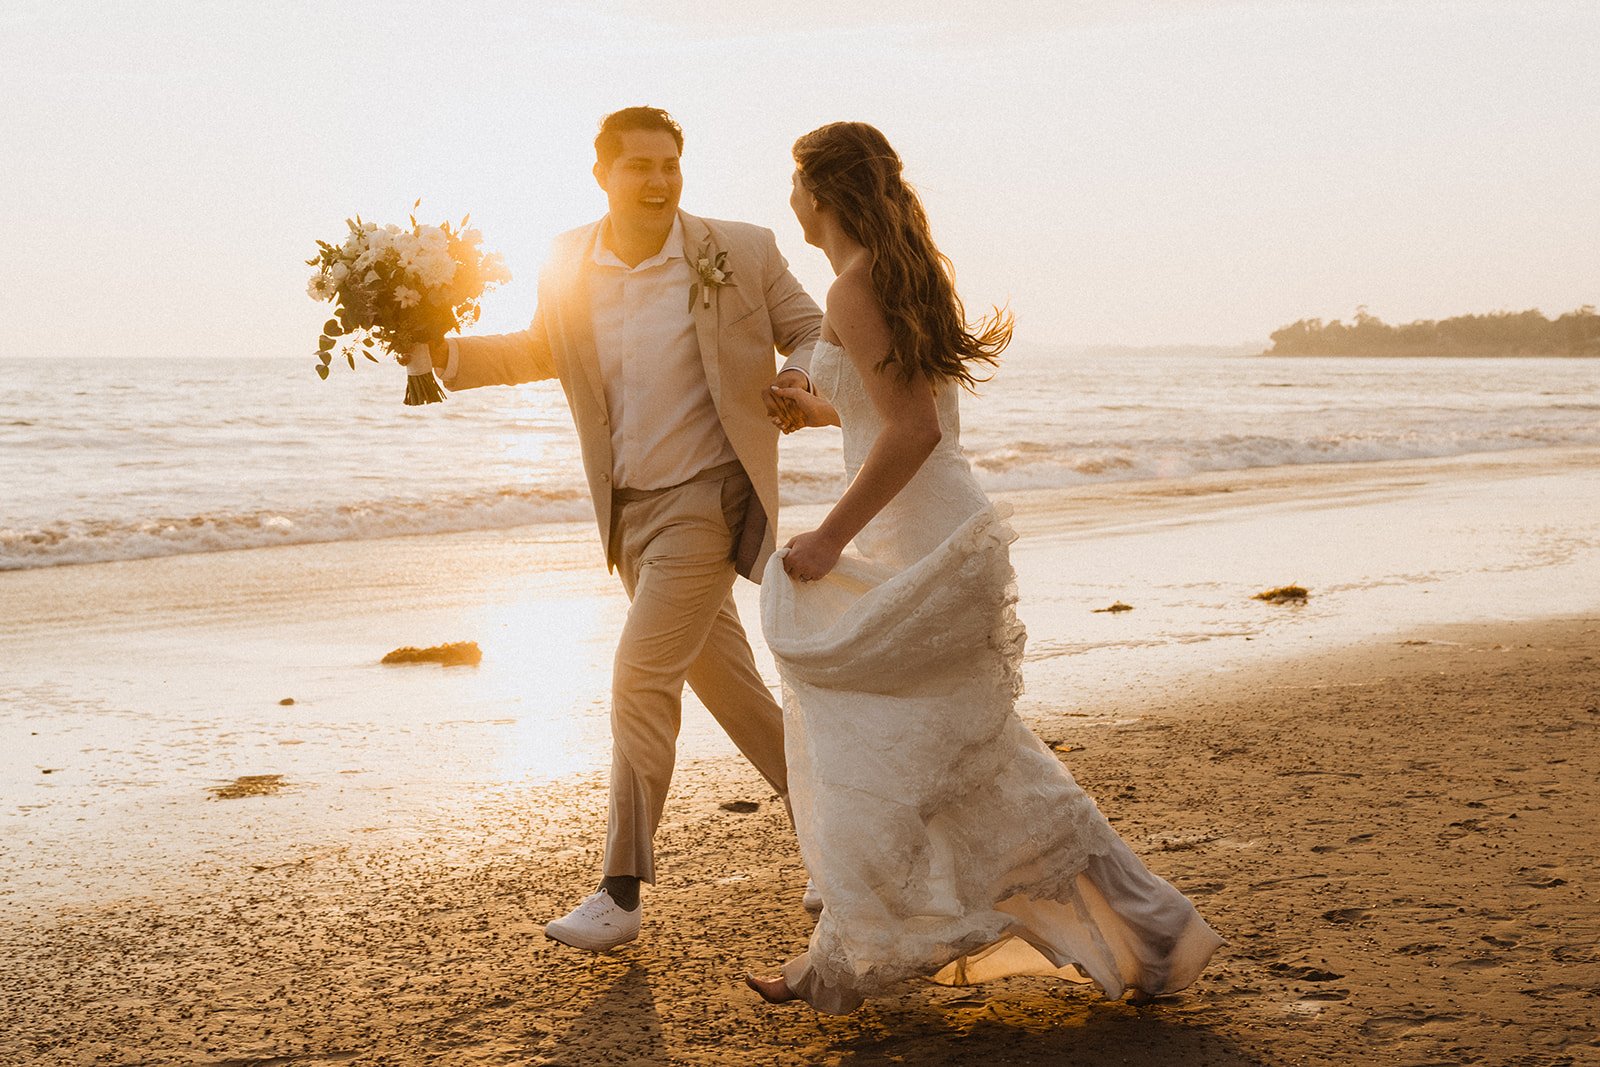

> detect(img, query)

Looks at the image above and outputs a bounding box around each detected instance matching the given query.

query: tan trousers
[603,466,789,883]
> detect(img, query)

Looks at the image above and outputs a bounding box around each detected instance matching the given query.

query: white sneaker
[544,890,641,951]
[802,879,823,914]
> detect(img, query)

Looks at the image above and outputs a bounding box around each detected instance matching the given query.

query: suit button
[600,473,610,484]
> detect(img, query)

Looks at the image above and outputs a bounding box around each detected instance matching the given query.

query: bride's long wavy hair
[793,122,1012,388]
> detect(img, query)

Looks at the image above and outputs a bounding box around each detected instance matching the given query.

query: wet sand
[2,614,1597,1066]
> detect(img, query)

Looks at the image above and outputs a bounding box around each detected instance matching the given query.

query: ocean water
[3,349,1597,570]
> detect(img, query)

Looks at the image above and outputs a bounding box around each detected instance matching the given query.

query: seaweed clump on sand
[1253,584,1309,604]
[1092,601,1134,613]
[209,774,288,800]
[381,641,483,667]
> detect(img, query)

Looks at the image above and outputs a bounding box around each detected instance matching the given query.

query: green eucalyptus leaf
[315,363,330,380]
[323,319,342,336]
[318,335,335,352]
[318,350,332,366]
[346,352,356,370]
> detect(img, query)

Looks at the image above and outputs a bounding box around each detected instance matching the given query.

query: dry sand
[3,614,1596,1066]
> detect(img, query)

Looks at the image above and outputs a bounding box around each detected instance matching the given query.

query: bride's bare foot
[744,972,799,1004]
[1127,988,1157,1006]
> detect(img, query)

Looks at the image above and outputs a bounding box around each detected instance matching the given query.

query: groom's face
[593,129,683,236]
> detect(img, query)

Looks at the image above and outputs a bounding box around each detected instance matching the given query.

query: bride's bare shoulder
[825,267,889,355]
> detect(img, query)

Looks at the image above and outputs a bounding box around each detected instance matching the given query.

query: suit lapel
[682,213,724,410]
[554,222,608,416]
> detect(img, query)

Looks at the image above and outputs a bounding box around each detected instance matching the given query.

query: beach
[10,0,1600,1057]
[3,444,1598,1064]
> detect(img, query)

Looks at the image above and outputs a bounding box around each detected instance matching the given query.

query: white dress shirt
[587,217,738,490]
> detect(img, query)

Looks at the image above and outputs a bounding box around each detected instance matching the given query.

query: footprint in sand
[1267,962,1345,982]
[1449,957,1505,971]
[1551,944,1600,964]
[1360,1012,1465,1041]
[1296,989,1350,1003]
[1395,943,1446,956]
[1321,907,1372,925]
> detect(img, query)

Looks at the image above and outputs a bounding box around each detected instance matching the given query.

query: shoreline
[3,612,1596,1065]
[5,442,1598,578]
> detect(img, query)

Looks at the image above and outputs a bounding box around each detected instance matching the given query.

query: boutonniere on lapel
[688,243,735,311]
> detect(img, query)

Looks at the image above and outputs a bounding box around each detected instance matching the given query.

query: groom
[418,107,821,950]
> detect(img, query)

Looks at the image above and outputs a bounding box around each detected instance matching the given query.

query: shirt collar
[591,215,684,272]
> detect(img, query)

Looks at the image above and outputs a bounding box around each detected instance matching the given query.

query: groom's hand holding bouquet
[305,203,512,405]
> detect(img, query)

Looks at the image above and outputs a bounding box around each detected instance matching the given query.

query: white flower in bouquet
[480,251,512,285]
[417,224,449,250]
[305,202,511,405]
[415,251,457,289]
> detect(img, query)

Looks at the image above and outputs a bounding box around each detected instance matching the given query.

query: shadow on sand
[534,962,668,1064]
[815,991,1268,1066]
[534,962,1264,1066]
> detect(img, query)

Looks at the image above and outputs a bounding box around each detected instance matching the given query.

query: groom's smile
[594,128,683,255]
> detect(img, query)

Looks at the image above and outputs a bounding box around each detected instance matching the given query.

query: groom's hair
[595,107,684,168]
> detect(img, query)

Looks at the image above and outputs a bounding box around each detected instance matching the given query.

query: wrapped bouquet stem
[402,343,445,406]
[305,202,510,406]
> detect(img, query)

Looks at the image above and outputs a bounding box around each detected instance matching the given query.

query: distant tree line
[1266,305,1600,356]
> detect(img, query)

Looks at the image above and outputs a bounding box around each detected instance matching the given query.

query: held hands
[763,368,810,433]
[764,369,839,434]
[782,528,844,583]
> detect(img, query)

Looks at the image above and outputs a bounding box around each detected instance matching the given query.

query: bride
[746,122,1223,1014]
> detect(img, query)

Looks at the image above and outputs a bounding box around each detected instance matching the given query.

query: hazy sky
[3,0,1596,358]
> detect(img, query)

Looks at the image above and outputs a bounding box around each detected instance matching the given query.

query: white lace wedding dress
[760,339,1223,1014]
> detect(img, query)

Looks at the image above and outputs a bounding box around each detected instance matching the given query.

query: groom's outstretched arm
[435,292,557,392]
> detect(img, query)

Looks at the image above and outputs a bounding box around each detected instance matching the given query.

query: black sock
[599,875,640,911]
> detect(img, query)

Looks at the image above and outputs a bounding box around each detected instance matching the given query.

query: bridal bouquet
[305,204,511,405]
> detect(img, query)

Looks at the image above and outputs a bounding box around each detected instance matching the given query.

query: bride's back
[811,338,990,568]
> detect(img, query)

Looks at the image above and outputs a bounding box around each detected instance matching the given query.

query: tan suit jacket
[446,211,822,581]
